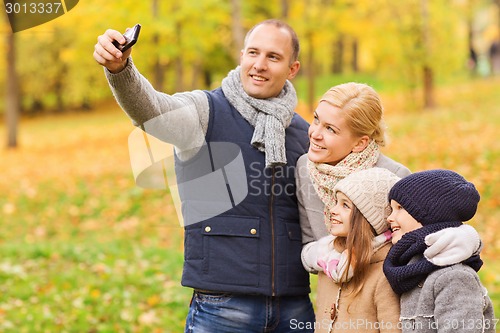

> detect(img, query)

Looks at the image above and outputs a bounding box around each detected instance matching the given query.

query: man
[94,19,314,332]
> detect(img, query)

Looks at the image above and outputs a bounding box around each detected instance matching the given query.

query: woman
[297,83,481,274]
[297,83,409,252]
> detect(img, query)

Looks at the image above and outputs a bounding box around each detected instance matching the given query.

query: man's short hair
[244,19,300,63]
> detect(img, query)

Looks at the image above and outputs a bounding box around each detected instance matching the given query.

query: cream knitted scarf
[221,66,297,167]
[308,140,380,230]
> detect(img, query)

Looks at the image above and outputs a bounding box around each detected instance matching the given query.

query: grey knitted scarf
[221,66,297,167]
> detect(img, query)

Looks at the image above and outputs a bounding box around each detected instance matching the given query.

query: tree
[231,0,244,63]
[351,38,359,72]
[494,0,500,36]
[151,0,167,91]
[5,20,19,148]
[1,0,486,117]
[280,0,289,18]
[302,0,319,113]
[421,0,435,108]
[331,36,344,74]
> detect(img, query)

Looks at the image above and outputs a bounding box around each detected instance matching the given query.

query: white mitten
[424,224,482,266]
[301,235,335,273]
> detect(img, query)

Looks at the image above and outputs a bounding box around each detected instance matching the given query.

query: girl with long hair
[313,168,401,332]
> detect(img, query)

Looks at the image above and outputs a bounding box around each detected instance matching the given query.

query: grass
[0,77,499,332]
[0,104,189,332]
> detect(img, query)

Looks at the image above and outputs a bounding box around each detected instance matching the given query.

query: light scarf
[318,231,392,283]
[221,66,297,167]
[308,140,380,230]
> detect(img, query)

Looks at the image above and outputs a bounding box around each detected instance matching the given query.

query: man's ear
[352,135,370,153]
[287,61,300,80]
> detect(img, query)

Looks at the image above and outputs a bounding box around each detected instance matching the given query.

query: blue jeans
[184,291,315,332]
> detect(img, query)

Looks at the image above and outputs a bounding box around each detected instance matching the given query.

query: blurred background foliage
[0,0,500,332]
[0,0,499,120]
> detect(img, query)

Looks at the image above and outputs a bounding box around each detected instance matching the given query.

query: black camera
[113,24,141,52]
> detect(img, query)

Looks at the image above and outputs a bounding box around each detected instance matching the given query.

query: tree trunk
[494,0,500,75]
[495,0,500,40]
[331,36,344,74]
[231,0,244,62]
[174,21,184,92]
[174,56,184,92]
[467,19,478,76]
[191,61,202,90]
[203,69,212,87]
[280,0,289,19]
[421,0,435,108]
[351,38,359,72]
[153,34,165,91]
[6,30,19,148]
[423,66,435,108]
[152,0,164,91]
[306,31,315,114]
[54,63,67,113]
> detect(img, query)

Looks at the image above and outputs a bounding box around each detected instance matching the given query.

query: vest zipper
[270,166,276,296]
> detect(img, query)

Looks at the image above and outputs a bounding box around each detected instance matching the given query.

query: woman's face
[307,102,362,165]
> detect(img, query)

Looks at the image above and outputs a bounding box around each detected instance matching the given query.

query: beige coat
[314,243,401,333]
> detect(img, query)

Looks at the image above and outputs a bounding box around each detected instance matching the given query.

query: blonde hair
[319,82,387,146]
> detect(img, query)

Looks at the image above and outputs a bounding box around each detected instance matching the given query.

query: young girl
[297,82,481,276]
[383,170,496,333]
[313,167,402,333]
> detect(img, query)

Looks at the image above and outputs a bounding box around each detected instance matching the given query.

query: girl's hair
[319,82,387,146]
[333,205,376,298]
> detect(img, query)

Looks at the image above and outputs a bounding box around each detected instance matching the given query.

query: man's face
[239,24,300,99]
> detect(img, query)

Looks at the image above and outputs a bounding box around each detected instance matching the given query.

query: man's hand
[93,29,132,74]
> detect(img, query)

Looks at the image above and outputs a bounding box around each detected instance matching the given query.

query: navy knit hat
[388,169,480,225]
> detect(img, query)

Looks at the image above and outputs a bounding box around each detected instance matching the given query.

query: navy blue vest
[176,88,310,296]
